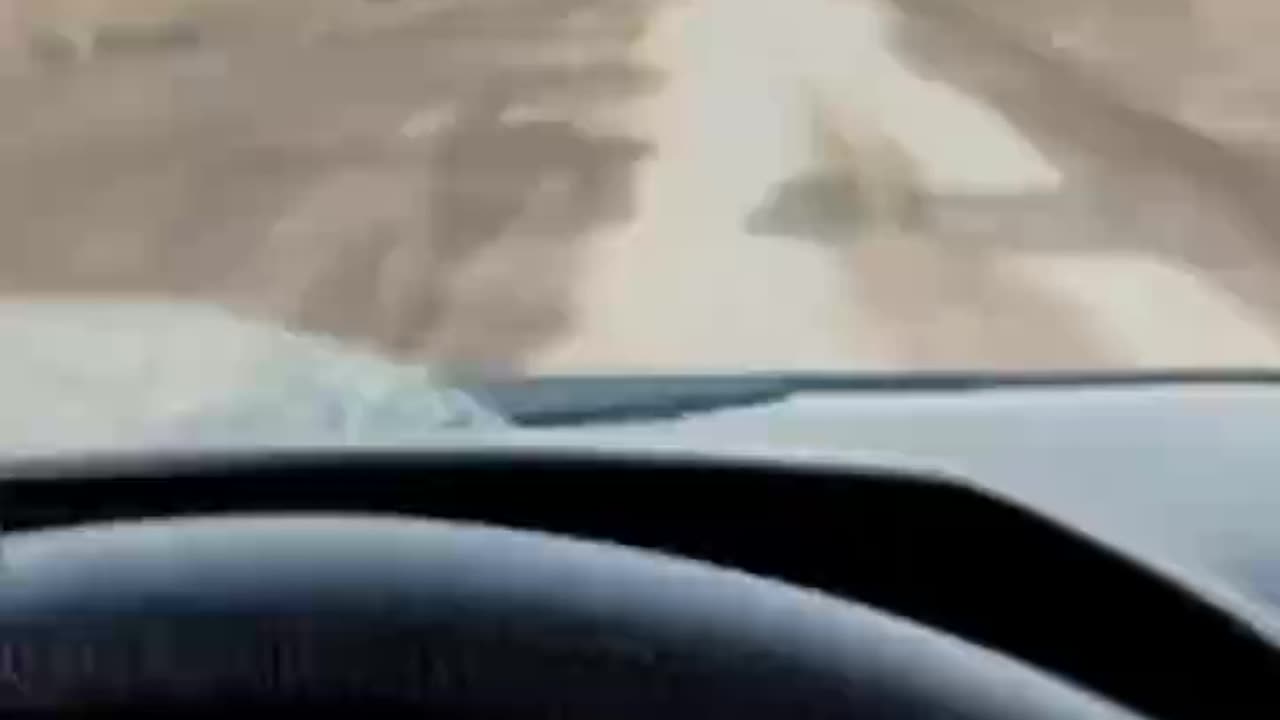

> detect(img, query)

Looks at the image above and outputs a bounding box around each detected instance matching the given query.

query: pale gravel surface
[2,0,1280,385]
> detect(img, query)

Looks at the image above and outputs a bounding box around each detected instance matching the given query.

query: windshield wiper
[462,370,1280,427]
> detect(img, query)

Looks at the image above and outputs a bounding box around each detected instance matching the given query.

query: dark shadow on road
[0,0,663,371]
[746,169,867,243]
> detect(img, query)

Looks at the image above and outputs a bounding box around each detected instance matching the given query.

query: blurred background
[2,0,1280,375]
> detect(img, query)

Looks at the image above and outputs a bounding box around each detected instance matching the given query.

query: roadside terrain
[3,0,1280,373]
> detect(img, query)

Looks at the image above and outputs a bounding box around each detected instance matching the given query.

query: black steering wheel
[0,515,1139,718]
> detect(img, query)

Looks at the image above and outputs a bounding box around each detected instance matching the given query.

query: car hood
[2,300,1279,643]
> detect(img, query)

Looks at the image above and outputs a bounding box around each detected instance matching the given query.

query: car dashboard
[3,379,1280,718]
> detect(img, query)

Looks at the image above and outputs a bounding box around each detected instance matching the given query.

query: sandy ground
[3,0,1280,376]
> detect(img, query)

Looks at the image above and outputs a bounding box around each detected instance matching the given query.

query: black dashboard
[2,445,1277,719]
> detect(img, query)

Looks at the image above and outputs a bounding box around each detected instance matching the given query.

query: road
[4,0,1280,374]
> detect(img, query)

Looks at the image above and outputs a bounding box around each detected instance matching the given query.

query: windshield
[1,0,1278,444]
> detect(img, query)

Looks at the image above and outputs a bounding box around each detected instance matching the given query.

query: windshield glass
[1,0,1278,444]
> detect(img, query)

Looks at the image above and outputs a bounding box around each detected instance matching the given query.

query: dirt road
[4,0,1280,374]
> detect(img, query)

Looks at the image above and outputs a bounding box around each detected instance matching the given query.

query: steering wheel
[0,515,1139,718]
